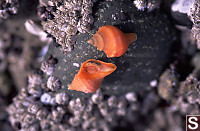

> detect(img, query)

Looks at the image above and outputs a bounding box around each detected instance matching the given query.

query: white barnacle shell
[172,0,195,15]
[192,25,200,40]
[27,123,40,131]
[69,17,78,25]
[56,106,66,114]
[9,6,18,14]
[27,102,42,114]
[62,44,73,52]
[67,35,77,44]
[0,10,9,19]
[40,93,52,105]
[50,97,56,105]
[65,25,77,35]
[107,95,118,108]
[55,92,69,105]
[133,0,146,11]
[82,5,93,14]
[52,110,63,122]
[40,120,51,130]
[91,91,103,104]
[60,24,68,32]
[189,0,200,24]
[47,76,61,91]
[68,10,78,17]
[83,0,93,5]
[125,92,137,102]
[22,113,36,124]
[47,0,55,6]
[77,20,88,33]
[73,62,80,67]
[64,1,73,10]
[117,107,126,116]
[98,102,109,116]
[28,73,42,86]
[69,116,82,127]
[147,0,162,12]
[41,61,54,75]
[36,108,49,120]
[82,14,94,24]
[27,85,42,98]
[68,99,76,110]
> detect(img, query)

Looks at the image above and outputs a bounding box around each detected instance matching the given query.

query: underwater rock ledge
[43,0,175,97]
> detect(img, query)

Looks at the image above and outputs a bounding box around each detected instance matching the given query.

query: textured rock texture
[44,0,175,97]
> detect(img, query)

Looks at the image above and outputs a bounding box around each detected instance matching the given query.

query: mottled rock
[158,68,179,100]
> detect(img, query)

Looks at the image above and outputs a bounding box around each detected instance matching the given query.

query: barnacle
[0,0,19,21]
[189,0,200,24]
[133,0,162,12]
[47,76,61,91]
[189,0,200,48]
[39,0,94,53]
[40,61,54,75]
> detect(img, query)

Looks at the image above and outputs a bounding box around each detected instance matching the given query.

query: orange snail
[88,25,137,57]
[68,59,117,93]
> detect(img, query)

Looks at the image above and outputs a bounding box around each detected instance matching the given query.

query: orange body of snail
[88,25,137,57]
[68,59,117,93]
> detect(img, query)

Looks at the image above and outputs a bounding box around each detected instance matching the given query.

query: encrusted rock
[44,0,175,97]
[55,92,69,105]
[0,0,19,21]
[39,0,94,53]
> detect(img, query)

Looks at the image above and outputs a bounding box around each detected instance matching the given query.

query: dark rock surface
[45,0,175,97]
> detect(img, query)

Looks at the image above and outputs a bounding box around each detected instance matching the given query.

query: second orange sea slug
[68,59,117,93]
[88,25,137,57]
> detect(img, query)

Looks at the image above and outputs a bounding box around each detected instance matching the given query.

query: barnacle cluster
[0,0,19,21]
[6,53,137,130]
[133,0,162,12]
[38,0,94,53]
[8,85,114,130]
[171,0,200,48]
[7,87,71,130]
[189,0,200,48]
[8,65,200,130]
[6,68,148,131]
[7,63,70,130]
[6,53,139,130]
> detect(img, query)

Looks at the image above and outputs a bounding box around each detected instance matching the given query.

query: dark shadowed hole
[15,122,21,130]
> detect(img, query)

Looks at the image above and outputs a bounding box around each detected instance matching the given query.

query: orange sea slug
[68,59,117,93]
[88,25,137,57]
